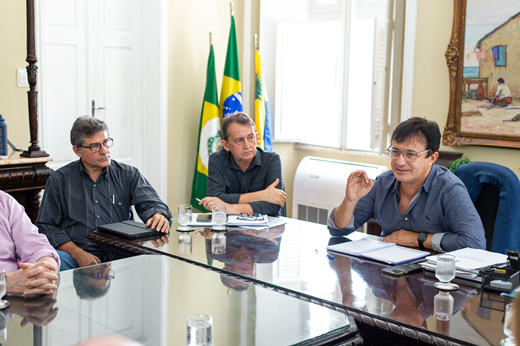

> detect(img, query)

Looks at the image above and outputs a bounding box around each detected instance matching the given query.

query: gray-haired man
[199,112,286,216]
[37,116,171,270]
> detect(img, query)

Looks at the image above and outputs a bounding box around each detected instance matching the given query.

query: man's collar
[78,159,110,180]
[224,147,263,172]
[392,163,438,194]
[421,163,438,193]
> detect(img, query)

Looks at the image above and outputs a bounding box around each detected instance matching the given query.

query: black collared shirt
[36,160,172,257]
[207,147,284,216]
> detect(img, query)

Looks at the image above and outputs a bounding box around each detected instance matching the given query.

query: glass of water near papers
[211,204,227,231]
[187,313,213,346]
[434,254,459,291]
[178,204,193,231]
[501,303,516,346]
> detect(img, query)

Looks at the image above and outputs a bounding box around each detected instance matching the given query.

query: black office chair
[454,161,520,254]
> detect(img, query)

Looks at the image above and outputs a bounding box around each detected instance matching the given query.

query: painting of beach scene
[461,0,520,138]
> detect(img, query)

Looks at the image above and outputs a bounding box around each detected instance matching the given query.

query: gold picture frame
[443,0,520,149]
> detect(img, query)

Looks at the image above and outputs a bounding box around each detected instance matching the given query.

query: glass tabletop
[1,255,357,346]
[95,217,512,346]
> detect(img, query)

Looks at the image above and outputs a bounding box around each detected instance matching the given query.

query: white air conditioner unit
[293,156,388,225]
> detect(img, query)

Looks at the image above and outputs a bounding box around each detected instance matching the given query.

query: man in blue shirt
[328,117,485,252]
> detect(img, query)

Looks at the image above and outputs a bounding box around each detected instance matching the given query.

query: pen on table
[315,249,334,260]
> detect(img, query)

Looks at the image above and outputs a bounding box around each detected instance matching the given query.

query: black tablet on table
[97,220,161,239]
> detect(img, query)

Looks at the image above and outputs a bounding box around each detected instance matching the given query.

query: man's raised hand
[345,170,374,202]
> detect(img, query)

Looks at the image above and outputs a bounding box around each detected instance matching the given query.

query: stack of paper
[327,238,430,265]
[420,248,508,282]
[226,214,270,227]
[188,213,283,229]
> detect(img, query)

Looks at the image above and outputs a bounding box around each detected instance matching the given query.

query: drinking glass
[0,270,8,310]
[501,303,516,346]
[211,204,226,231]
[178,232,192,255]
[434,254,459,290]
[178,204,193,231]
[211,232,226,254]
[187,313,213,346]
[434,291,454,320]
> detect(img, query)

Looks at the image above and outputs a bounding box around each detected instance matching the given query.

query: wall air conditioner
[293,156,388,225]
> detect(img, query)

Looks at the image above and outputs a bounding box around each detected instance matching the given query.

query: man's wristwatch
[417,232,427,250]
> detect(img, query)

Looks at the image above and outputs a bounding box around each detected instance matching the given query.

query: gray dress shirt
[327,164,486,252]
[207,147,284,216]
[36,160,172,257]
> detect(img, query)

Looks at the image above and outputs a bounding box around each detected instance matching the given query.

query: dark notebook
[97,220,160,239]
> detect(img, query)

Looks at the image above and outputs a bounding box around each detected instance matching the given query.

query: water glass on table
[187,313,213,346]
[501,303,516,346]
[211,204,226,230]
[178,204,193,231]
[434,254,459,290]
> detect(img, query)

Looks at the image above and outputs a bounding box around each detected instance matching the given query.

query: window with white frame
[260,0,405,153]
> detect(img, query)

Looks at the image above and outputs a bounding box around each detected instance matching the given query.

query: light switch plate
[17,68,29,87]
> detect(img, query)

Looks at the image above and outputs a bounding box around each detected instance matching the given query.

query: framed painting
[443,0,520,148]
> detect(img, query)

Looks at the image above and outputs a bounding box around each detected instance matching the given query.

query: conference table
[1,255,361,345]
[87,217,514,346]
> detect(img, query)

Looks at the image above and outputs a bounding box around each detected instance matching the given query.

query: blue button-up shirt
[36,160,171,257]
[328,164,486,252]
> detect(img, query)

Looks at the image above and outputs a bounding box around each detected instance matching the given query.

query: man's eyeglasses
[237,213,264,221]
[79,138,113,153]
[91,269,115,280]
[386,148,430,162]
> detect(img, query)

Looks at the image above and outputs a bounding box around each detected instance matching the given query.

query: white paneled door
[38,0,167,198]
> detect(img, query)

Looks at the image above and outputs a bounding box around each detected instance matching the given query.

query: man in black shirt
[37,116,171,270]
[199,112,285,216]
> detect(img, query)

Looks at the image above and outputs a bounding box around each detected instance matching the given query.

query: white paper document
[226,214,270,227]
[188,213,274,228]
[425,248,508,272]
[327,238,429,264]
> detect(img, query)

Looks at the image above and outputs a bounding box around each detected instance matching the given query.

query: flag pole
[253,34,258,50]
[209,32,212,48]
[230,2,234,17]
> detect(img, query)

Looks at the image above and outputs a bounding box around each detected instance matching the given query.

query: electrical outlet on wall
[17,68,29,87]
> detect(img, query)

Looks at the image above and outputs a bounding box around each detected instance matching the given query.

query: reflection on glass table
[178,231,192,255]
[89,217,512,346]
[2,255,360,346]
[434,291,454,320]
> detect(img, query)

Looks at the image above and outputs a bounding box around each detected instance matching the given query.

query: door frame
[36,0,169,201]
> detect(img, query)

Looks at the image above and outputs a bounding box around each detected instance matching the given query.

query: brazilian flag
[254,45,272,151]
[220,15,242,118]
[191,44,221,212]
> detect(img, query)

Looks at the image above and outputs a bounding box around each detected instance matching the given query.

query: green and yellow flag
[220,15,243,118]
[191,43,221,212]
[254,44,272,151]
